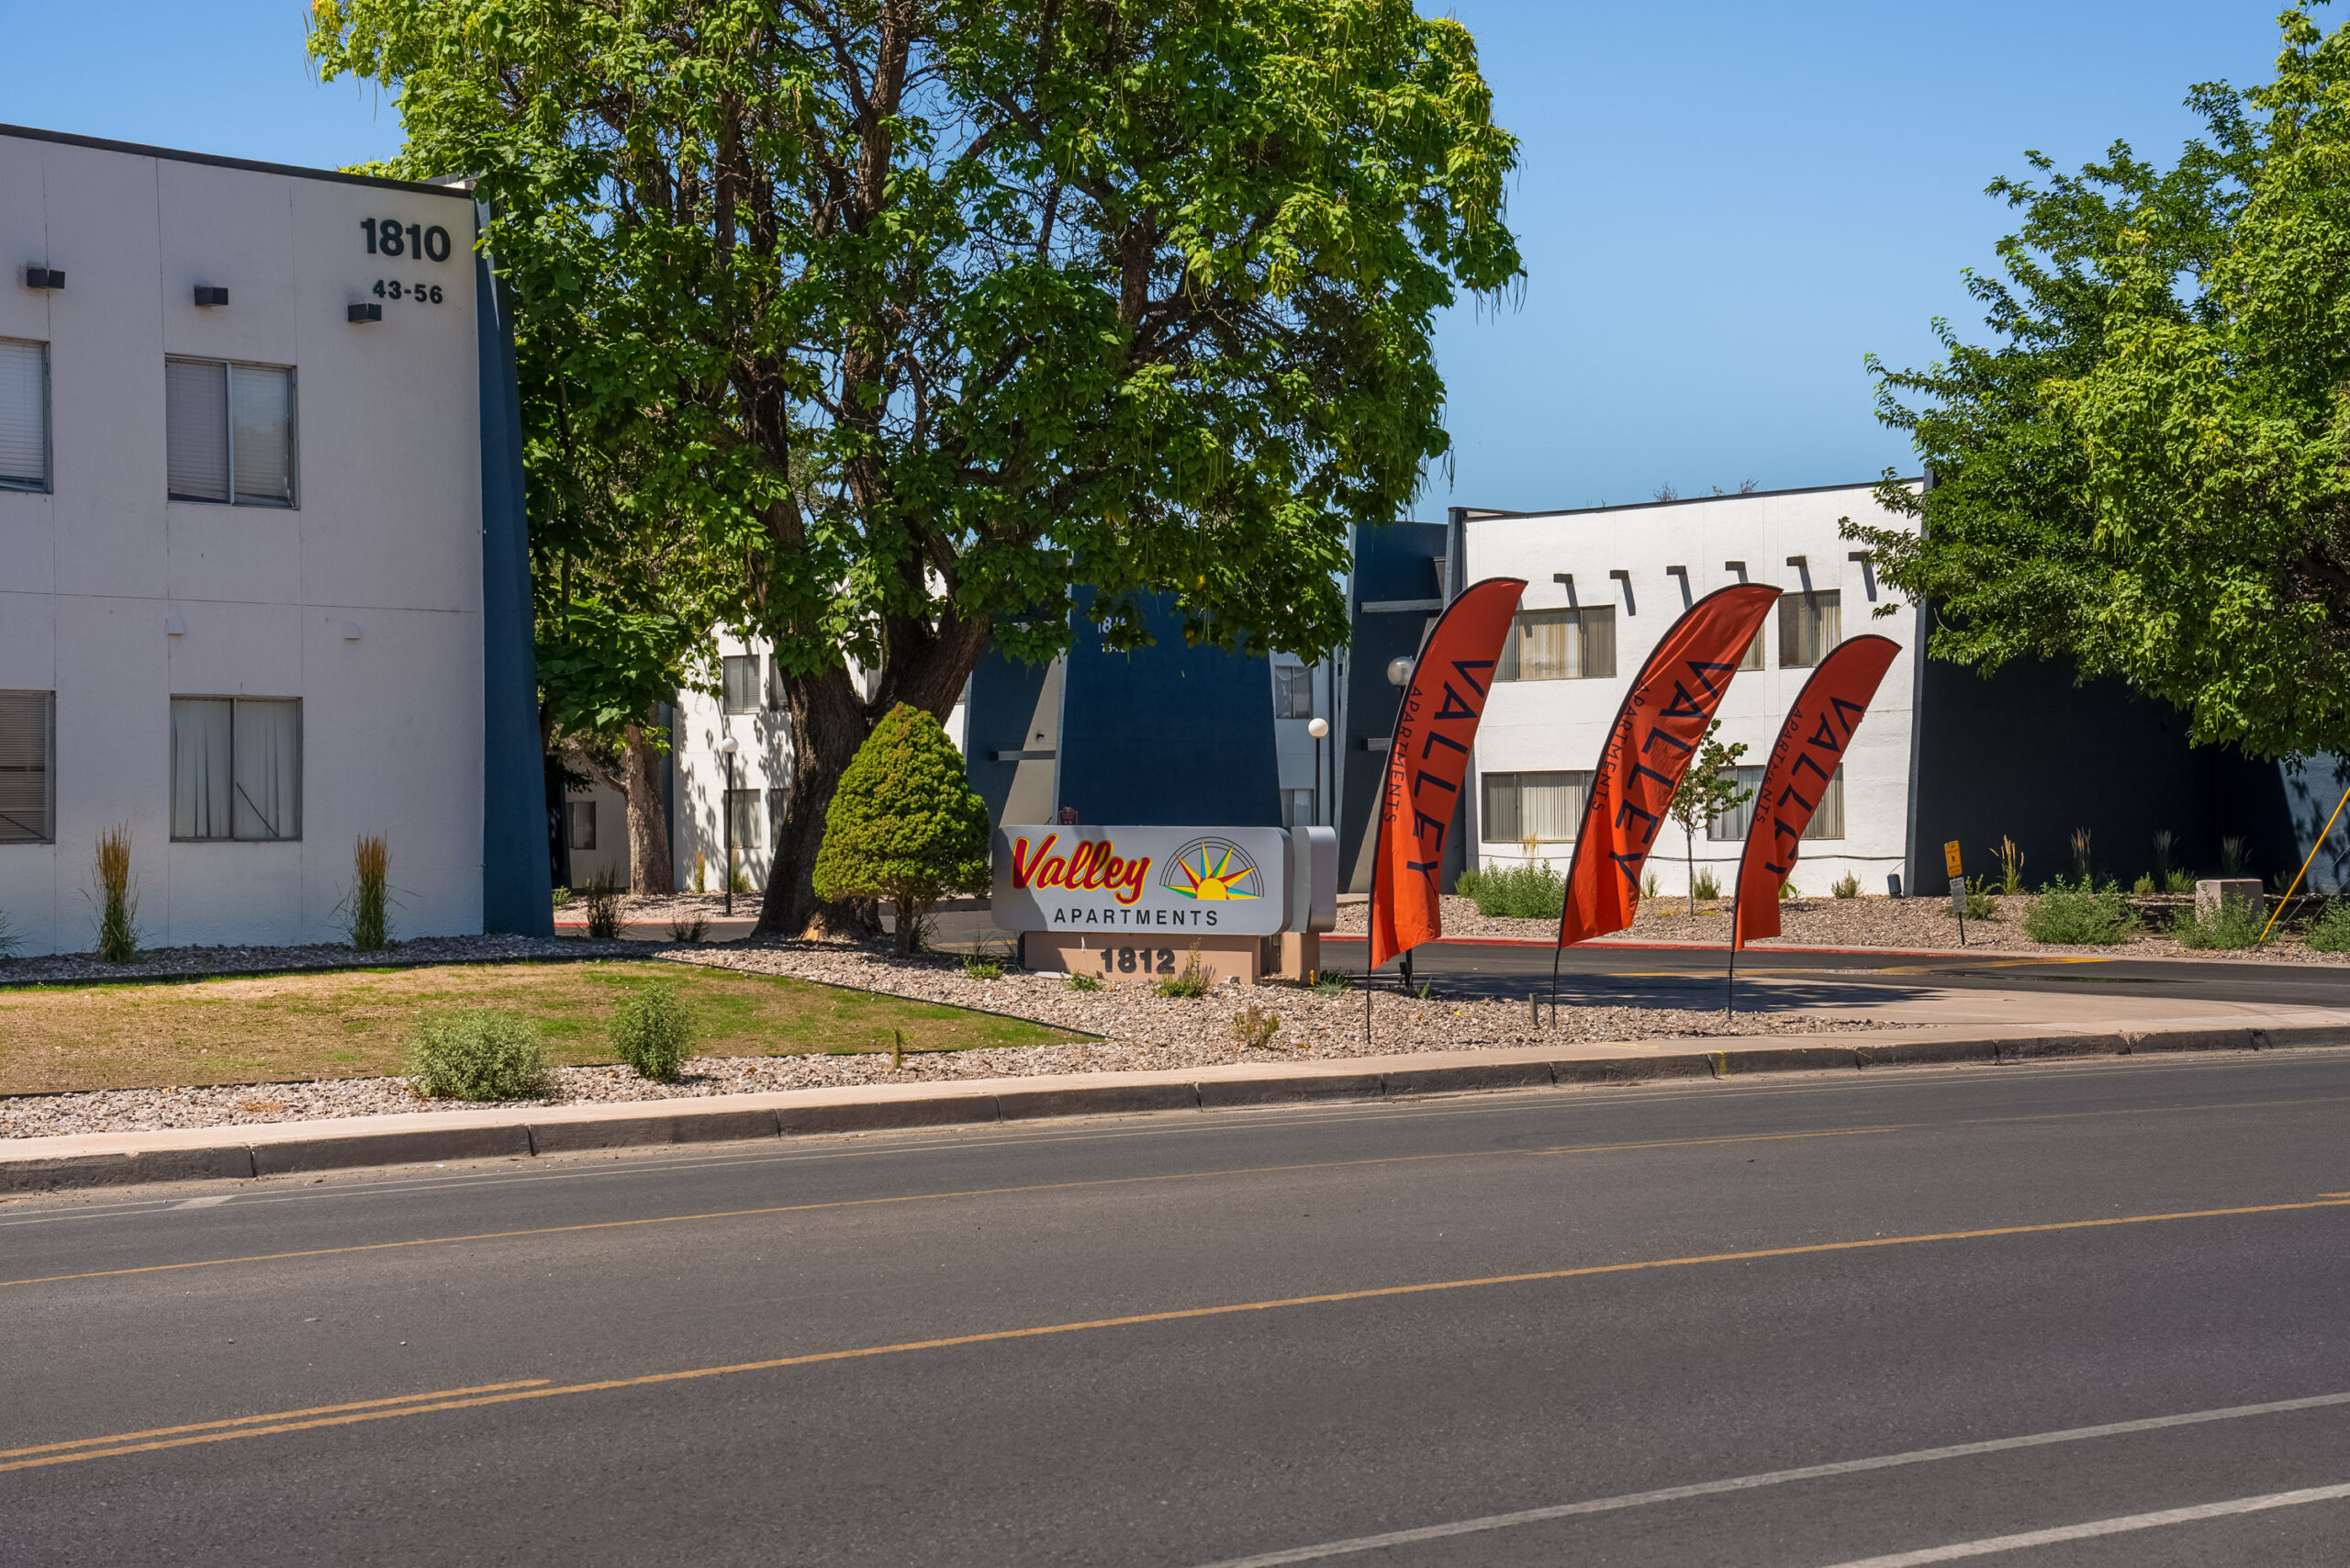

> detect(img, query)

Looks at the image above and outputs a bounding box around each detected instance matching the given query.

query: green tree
[1840,17,2350,760]
[308,0,1522,938]
[1664,721,1749,915]
[812,703,991,954]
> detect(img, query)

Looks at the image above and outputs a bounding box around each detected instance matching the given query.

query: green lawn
[0,960,1083,1093]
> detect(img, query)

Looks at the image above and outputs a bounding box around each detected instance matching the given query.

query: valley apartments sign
[990,826,1292,937]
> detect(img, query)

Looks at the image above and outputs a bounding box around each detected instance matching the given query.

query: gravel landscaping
[0,932,643,988]
[0,935,1887,1138]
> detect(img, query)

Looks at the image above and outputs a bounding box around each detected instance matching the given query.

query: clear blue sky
[6,1,2298,511]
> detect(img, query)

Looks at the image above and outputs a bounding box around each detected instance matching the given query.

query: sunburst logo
[1161,838,1263,902]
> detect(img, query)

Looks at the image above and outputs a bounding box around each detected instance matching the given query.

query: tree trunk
[1686,827,1696,916]
[621,718,674,895]
[894,895,916,956]
[755,663,877,940]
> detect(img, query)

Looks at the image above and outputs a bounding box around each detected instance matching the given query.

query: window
[165,359,296,507]
[1481,770,1591,844]
[0,691,54,843]
[171,697,301,840]
[1497,608,1617,681]
[1802,766,1846,840]
[0,340,50,493]
[724,788,765,850]
[1707,767,1768,841]
[1282,788,1315,829]
[1273,665,1314,720]
[768,654,785,709]
[567,800,598,851]
[722,655,767,714]
[1739,628,1764,672]
[1777,590,1841,668]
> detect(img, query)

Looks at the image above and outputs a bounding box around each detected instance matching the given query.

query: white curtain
[1518,772,1587,842]
[172,699,233,838]
[165,360,229,502]
[229,365,294,506]
[231,700,301,840]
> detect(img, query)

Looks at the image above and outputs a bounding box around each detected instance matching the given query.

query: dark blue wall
[474,222,554,935]
[1339,521,1451,890]
[964,643,1055,828]
[1056,591,1282,827]
[1909,647,2344,892]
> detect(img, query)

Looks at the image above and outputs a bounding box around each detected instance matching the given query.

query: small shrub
[1643,871,1660,900]
[1232,1004,1281,1055]
[2173,897,2265,950]
[2023,879,2133,946]
[1158,946,1210,997]
[1456,861,1564,919]
[93,823,139,965]
[2306,901,2350,952]
[609,980,693,1081]
[729,859,754,895]
[552,885,572,909]
[2162,868,2196,894]
[1951,876,2000,921]
[811,703,993,955]
[407,1010,552,1101]
[1064,971,1102,991]
[346,834,392,950]
[0,905,20,963]
[580,868,623,940]
[2132,873,2155,895]
[667,914,710,943]
[2220,834,2248,876]
[1779,881,1797,902]
[2069,826,2095,881]
[1692,868,1721,901]
[1993,835,2027,896]
[692,852,708,893]
[962,956,1002,980]
[1831,873,1861,900]
[1310,969,1351,996]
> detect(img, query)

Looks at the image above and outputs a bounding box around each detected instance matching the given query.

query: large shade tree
[1848,6,2350,763]
[310,0,1522,935]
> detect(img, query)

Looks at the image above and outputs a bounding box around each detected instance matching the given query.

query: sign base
[1024,932,1261,987]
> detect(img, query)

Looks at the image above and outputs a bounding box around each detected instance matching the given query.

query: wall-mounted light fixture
[193,286,229,308]
[23,266,63,291]
[164,611,186,637]
[1386,655,1416,688]
[347,302,382,324]
[341,621,363,642]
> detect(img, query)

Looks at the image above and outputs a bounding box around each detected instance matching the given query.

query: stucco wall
[1460,483,1920,898]
[0,132,486,954]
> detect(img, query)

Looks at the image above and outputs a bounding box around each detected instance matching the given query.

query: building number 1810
[360,218,453,263]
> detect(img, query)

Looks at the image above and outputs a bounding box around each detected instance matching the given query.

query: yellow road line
[1529,1127,1903,1156]
[10,1195,2347,1477]
[0,1381,553,1461]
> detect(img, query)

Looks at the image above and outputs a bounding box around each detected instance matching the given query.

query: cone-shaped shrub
[812,703,990,954]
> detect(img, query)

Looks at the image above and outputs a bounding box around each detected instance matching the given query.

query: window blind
[1482,770,1589,844]
[172,698,234,838]
[231,699,301,839]
[1498,609,1616,681]
[1778,591,1842,668]
[0,341,47,491]
[1707,766,1769,842]
[725,788,765,849]
[0,691,52,844]
[722,655,761,713]
[229,365,295,507]
[165,360,230,501]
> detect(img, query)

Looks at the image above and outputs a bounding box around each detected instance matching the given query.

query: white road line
[1194,1391,2350,1567]
[1808,1481,2350,1566]
[172,1195,232,1209]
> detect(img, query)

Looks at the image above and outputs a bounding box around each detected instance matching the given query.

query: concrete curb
[6,1020,2345,1194]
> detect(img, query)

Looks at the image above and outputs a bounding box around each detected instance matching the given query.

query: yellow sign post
[1943,841,1966,946]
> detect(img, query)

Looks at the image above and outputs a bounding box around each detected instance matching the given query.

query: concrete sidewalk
[8,1009,2349,1194]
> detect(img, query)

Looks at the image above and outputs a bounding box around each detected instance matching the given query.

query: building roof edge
[0,123,476,199]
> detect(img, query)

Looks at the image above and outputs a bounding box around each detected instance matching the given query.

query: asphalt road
[8,1051,2350,1565]
[1322,933,2350,1013]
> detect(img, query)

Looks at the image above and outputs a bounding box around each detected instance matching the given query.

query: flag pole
[2260,778,2350,945]
[1725,895,1739,1017]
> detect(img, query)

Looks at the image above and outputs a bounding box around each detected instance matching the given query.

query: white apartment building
[0,125,546,955]
[1460,481,1922,898]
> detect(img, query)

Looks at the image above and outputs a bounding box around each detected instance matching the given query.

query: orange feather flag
[1556,583,1781,947]
[1732,634,1901,948]
[1369,577,1528,970]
